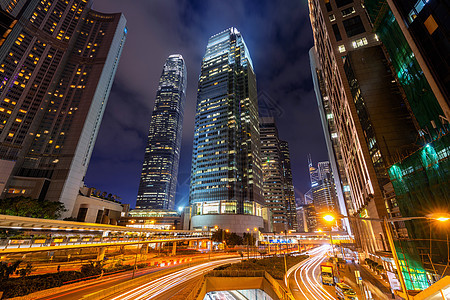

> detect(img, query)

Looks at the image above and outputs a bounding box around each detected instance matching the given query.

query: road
[33,254,234,300]
[107,257,242,300]
[289,245,338,300]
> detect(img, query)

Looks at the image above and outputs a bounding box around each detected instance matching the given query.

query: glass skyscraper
[136,54,186,210]
[189,28,264,233]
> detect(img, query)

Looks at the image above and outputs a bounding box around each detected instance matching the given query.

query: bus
[320,262,334,285]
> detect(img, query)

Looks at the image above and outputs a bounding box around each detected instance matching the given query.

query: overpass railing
[0,234,209,250]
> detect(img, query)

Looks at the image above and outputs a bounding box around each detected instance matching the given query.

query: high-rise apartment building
[0,0,127,218]
[189,28,264,234]
[260,117,297,232]
[136,54,186,210]
[308,0,419,264]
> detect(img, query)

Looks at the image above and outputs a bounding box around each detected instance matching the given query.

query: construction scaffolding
[389,133,450,288]
[365,0,447,140]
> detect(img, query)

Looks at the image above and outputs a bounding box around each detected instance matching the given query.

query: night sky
[85,0,328,209]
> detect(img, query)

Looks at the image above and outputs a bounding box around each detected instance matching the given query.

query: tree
[226,233,243,246]
[80,261,103,277]
[16,263,33,277]
[0,260,21,280]
[0,196,66,219]
[243,233,256,246]
[211,230,243,246]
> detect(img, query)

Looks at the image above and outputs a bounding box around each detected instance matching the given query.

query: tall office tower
[308,0,419,268]
[296,206,306,232]
[189,28,264,234]
[308,159,339,226]
[0,0,127,218]
[304,189,313,204]
[365,0,450,286]
[280,140,297,231]
[136,55,186,210]
[310,48,353,234]
[260,117,296,232]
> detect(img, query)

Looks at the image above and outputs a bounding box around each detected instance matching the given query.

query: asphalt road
[288,245,338,300]
[106,257,242,300]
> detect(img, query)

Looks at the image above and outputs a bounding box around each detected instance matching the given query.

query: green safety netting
[365,0,447,139]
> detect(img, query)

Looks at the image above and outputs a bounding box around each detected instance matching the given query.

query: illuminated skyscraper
[189,28,264,233]
[260,117,286,232]
[136,54,186,210]
[260,117,297,232]
[280,140,297,231]
[0,0,127,218]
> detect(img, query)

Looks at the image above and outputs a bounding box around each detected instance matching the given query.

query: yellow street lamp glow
[214,225,218,229]
[247,228,250,231]
[254,227,258,231]
[323,214,335,222]
[225,229,229,233]
[427,213,450,222]
[317,229,322,232]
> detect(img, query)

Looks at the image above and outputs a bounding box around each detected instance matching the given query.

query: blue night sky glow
[86,0,328,208]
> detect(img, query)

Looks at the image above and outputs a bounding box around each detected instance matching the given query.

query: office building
[310,48,353,233]
[260,117,296,232]
[308,0,419,269]
[366,0,450,286]
[0,0,127,218]
[136,54,186,210]
[189,28,264,234]
[365,0,449,127]
[280,140,297,231]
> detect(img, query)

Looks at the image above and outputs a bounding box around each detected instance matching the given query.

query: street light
[322,212,450,300]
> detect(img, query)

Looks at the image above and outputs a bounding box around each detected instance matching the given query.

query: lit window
[338,45,346,53]
[329,14,335,22]
[352,37,368,49]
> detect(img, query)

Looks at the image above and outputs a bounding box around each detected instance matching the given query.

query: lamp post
[322,213,450,300]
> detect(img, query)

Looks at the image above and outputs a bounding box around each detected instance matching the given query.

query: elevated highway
[0,214,211,255]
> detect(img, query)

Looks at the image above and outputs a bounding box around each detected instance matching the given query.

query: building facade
[280,140,297,231]
[136,54,186,210]
[309,48,353,233]
[365,0,450,287]
[365,0,449,125]
[189,28,264,234]
[0,0,127,218]
[308,0,420,256]
[260,117,297,232]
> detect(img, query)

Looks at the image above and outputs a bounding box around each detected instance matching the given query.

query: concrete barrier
[189,270,295,300]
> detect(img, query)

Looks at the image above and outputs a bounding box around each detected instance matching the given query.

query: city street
[289,245,338,300]
[107,257,242,300]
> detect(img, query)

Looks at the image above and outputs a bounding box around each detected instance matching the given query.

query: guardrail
[205,269,266,277]
[189,269,295,300]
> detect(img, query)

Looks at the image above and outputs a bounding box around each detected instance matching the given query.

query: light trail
[109,258,241,300]
[290,245,337,300]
